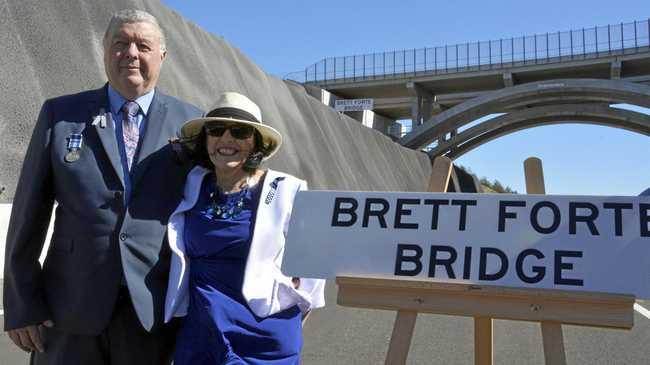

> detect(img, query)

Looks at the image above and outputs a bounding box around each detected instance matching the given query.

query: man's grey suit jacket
[3,85,203,335]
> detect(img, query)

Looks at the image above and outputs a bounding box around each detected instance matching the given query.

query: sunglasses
[204,124,255,140]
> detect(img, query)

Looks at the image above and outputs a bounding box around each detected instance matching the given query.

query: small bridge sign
[334,98,374,112]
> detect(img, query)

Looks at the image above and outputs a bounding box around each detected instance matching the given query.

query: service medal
[65,133,83,162]
[64,150,81,162]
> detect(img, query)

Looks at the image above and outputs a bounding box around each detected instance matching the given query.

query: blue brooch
[265,177,285,205]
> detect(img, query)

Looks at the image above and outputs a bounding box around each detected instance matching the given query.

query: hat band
[206,107,260,124]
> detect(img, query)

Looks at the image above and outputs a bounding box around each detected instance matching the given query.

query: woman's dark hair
[181,125,276,173]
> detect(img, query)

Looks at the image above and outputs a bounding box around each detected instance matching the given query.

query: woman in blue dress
[165,92,326,364]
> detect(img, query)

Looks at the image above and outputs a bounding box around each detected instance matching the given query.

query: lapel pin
[91,108,107,128]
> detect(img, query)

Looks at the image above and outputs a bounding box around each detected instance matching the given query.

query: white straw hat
[180,92,282,159]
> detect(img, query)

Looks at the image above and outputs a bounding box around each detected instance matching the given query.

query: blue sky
[162,0,650,195]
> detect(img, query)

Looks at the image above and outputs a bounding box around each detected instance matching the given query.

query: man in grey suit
[3,9,202,364]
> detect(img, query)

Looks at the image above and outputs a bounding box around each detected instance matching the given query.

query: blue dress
[174,174,302,365]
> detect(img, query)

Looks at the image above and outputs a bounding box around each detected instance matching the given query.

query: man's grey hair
[103,9,166,52]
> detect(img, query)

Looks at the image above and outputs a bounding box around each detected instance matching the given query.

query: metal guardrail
[296,19,650,84]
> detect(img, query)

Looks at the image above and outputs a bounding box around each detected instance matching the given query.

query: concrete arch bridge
[302,20,650,192]
[399,78,650,159]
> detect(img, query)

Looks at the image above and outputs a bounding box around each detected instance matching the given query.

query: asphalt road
[2,280,649,364]
[303,282,650,364]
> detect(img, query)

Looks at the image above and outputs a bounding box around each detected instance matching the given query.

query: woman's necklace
[203,175,251,220]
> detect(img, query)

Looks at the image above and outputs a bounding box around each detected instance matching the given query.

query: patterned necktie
[121,101,140,170]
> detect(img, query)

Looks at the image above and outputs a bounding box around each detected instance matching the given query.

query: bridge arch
[429,103,650,159]
[399,79,650,153]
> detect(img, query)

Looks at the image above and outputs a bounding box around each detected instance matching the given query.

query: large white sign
[334,98,374,112]
[283,191,650,298]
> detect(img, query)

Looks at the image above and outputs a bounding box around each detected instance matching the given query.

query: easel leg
[382,155,450,365]
[384,310,417,365]
[525,159,567,365]
[474,316,493,365]
[541,322,567,365]
[428,156,453,193]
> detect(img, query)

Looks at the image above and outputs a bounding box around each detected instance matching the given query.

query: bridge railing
[300,19,650,84]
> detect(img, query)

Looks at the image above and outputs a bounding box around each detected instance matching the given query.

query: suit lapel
[131,91,169,189]
[89,86,125,188]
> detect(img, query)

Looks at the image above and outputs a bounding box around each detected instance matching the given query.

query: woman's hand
[291,277,313,325]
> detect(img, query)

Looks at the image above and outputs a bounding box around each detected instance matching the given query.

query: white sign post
[284,191,650,298]
[334,98,374,112]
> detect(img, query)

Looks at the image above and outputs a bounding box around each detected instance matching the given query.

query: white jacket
[164,166,326,321]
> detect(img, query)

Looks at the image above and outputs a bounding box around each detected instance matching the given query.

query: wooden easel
[336,156,636,365]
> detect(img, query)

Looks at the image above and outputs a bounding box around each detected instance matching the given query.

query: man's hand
[7,320,53,353]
